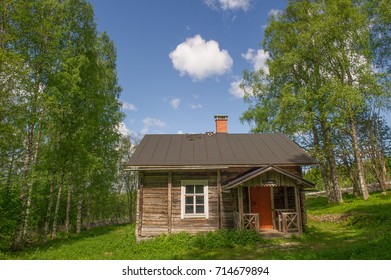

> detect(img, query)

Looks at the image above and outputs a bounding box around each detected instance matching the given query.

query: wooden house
[128,115,317,239]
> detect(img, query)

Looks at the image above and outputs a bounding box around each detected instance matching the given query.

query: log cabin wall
[136,171,168,237]
[136,165,307,238]
[137,170,230,237]
[221,189,235,228]
[171,171,219,234]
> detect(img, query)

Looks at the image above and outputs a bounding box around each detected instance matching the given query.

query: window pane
[185,185,194,194]
[195,196,204,204]
[196,205,204,213]
[195,185,204,193]
[185,196,193,204]
[185,205,193,214]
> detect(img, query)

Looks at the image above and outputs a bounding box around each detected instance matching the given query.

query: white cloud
[118,122,131,136]
[204,0,251,11]
[169,34,233,81]
[141,117,167,134]
[229,79,245,98]
[219,0,251,11]
[268,9,282,17]
[121,101,138,111]
[262,9,283,29]
[229,77,253,99]
[177,130,185,134]
[242,48,269,73]
[190,104,203,109]
[142,117,166,128]
[203,0,216,9]
[170,98,180,109]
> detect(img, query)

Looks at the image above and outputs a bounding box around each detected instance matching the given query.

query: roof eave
[125,165,231,171]
[126,162,317,171]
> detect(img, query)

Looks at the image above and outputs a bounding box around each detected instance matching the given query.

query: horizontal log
[142,209,168,214]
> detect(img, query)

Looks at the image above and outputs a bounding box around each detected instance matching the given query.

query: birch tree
[241,0,390,202]
[1,0,126,249]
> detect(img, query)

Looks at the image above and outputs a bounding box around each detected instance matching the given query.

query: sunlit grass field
[2,192,391,260]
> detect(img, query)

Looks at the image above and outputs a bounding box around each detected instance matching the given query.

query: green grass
[2,192,391,260]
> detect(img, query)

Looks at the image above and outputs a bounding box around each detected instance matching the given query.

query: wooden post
[294,185,303,234]
[137,188,143,237]
[270,186,275,229]
[238,186,244,230]
[217,170,221,229]
[248,187,251,212]
[300,190,307,230]
[137,172,144,237]
[167,171,172,234]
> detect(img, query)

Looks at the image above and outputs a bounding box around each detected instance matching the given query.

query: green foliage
[303,167,324,190]
[0,187,19,251]
[0,0,127,249]
[241,0,390,202]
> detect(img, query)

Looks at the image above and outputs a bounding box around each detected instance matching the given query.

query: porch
[222,166,315,235]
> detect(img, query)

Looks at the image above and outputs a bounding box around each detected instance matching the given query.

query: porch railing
[274,209,299,233]
[234,210,299,233]
[233,212,259,232]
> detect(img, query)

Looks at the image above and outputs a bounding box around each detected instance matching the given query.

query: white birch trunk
[65,178,73,235]
[350,116,369,200]
[76,192,83,234]
[51,168,65,239]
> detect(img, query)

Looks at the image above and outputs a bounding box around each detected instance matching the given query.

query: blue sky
[89,0,390,139]
[88,0,287,138]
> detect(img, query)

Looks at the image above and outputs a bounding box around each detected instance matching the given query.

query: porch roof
[221,165,315,190]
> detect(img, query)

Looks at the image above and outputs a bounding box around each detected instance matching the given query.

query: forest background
[0,0,390,252]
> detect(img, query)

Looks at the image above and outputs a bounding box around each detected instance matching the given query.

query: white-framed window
[181,180,209,219]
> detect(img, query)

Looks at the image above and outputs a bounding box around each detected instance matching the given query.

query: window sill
[182,214,208,219]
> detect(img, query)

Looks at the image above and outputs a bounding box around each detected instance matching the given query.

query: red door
[250,187,273,229]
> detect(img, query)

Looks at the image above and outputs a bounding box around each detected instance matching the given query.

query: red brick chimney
[214,115,228,133]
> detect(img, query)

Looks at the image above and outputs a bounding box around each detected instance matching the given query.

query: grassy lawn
[2,192,391,260]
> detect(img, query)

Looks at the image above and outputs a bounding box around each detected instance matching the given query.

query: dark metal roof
[128,133,317,169]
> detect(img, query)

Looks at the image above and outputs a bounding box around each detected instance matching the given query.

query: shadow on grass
[297,194,391,260]
[305,196,340,213]
[2,224,132,259]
